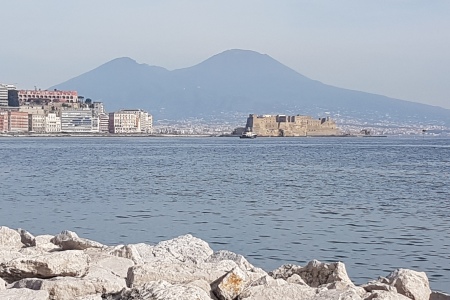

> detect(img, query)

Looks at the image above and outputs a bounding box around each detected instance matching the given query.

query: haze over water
[1,137,449,292]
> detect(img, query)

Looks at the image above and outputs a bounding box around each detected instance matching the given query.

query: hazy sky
[2,0,449,109]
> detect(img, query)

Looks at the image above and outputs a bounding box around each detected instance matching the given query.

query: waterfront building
[245,114,339,137]
[0,84,17,107]
[0,111,8,132]
[61,109,94,133]
[8,111,29,132]
[45,113,61,133]
[18,89,78,105]
[108,109,152,134]
[99,113,109,133]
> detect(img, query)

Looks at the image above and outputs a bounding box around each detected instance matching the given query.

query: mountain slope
[51,49,450,125]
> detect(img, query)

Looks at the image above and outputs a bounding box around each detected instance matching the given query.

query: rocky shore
[0,226,448,300]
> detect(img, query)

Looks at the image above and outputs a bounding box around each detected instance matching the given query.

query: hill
[51,49,450,126]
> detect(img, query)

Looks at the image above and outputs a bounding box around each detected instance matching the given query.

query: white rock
[0,277,6,290]
[51,230,105,251]
[149,234,214,263]
[0,288,49,300]
[12,277,97,300]
[0,249,23,264]
[313,287,362,300]
[127,260,238,287]
[35,235,60,252]
[17,228,36,247]
[0,250,90,282]
[286,274,307,286]
[240,283,316,300]
[76,294,103,300]
[211,267,248,300]
[364,290,412,300]
[107,244,143,264]
[206,250,256,272]
[117,280,212,300]
[0,226,23,250]
[270,260,354,287]
[386,269,431,300]
[361,281,397,293]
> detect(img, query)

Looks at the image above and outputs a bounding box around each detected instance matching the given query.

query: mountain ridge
[50,49,450,126]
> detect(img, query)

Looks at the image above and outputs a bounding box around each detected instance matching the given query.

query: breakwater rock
[0,226,448,300]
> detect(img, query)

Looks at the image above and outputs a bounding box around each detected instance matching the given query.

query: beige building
[245,114,339,137]
[109,109,152,134]
[20,107,46,133]
[45,113,61,133]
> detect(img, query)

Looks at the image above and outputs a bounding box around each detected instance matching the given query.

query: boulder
[107,244,144,265]
[76,295,103,300]
[270,260,353,287]
[364,290,412,300]
[313,287,363,300]
[17,228,36,247]
[386,269,431,300]
[12,277,97,300]
[361,281,397,293]
[0,249,23,264]
[51,230,105,251]
[0,277,5,290]
[0,250,90,282]
[286,274,308,285]
[149,234,213,263]
[127,260,238,287]
[211,267,248,300]
[12,267,126,300]
[0,226,23,250]
[0,288,49,300]
[206,250,256,272]
[84,248,134,279]
[108,280,212,300]
[240,283,316,300]
[35,235,61,252]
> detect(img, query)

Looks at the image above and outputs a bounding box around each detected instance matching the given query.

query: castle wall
[246,114,339,137]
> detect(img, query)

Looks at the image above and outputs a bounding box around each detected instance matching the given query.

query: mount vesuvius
[50,49,450,126]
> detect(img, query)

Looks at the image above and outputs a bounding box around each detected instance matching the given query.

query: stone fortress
[245,114,339,137]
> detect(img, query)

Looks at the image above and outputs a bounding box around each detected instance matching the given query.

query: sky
[1,0,449,109]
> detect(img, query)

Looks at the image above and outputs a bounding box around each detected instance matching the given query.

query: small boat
[240,131,257,139]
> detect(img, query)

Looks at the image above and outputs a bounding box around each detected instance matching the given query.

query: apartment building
[19,107,46,133]
[8,111,29,132]
[109,109,152,134]
[0,111,8,132]
[109,110,140,133]
[0,84,17,107]
[61,109,95,133]
[45,113,61,133]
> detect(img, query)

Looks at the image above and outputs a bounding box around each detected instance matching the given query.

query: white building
[113,109,152,133]
[61,109,94,133]
[45,113,61,133]
[99,113,109,133]
[109,111,140,133]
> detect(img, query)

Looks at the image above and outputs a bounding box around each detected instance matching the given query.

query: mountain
[51,49,450,126]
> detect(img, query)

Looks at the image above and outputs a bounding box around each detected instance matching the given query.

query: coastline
[0,226,448,300]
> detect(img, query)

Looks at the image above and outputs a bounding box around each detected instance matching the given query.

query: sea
[0,136,449,292]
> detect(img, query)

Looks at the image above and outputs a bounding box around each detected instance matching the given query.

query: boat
[240,131,257,139]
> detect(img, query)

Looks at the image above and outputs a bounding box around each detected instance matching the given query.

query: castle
[245,114,339,137]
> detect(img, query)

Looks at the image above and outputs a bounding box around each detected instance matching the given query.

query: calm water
[0,137,449,292]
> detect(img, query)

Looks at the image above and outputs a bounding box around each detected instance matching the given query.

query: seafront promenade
[0,226,448,300]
